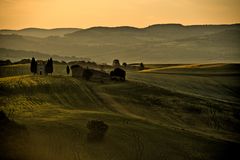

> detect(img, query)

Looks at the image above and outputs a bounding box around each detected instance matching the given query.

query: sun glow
[0,0,240,29]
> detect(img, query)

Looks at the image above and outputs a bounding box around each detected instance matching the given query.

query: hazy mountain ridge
[0,48,90,62]
[66,23,240,37]
[0,28,81,38]
[0,24,239,63]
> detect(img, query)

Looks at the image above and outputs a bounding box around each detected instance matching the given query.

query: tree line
[30,57,53,75]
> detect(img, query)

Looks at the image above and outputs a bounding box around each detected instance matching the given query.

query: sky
[0,0,240,29]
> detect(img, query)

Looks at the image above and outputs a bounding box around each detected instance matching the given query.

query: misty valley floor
[0,64,240,160]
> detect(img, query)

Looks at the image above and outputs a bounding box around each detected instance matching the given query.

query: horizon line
[1,22,240,30]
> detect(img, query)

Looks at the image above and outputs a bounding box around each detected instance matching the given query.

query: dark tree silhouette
[82,67,93,80]
[45,58,53,75]
[140,62,144,70]
[66,65,70,75]
[45,59,50,74]
[110,68,126,81]
[30,57,37,74]
[49,58,53,74]
[110,71,114,77]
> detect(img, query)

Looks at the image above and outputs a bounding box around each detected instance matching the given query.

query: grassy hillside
[0,24,239,63]
[0,63,240,159]
[141,63,240,75]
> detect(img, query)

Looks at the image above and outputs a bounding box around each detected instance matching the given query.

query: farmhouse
[71,65,110,82]
[37,61,46,75]
[112,59,120,68]
[71,65,84,78]
[126,63,145,70]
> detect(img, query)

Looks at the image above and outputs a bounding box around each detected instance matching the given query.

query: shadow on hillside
[0,111,28,160]
[216,142,240,160]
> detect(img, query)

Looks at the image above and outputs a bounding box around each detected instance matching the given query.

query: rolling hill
[0,63,240,159]
[0,24,239,64]
[141,63,240,75]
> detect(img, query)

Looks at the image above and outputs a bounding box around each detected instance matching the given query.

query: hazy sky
[0,0,239,29]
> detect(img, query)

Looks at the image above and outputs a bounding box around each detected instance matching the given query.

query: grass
[141,63,240,75]
[0,63,240,160]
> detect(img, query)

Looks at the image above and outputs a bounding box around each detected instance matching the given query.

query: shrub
[86,120,108,142]
[139,62,144,70]
[110,68,126,81]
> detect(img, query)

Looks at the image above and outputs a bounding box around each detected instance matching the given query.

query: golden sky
[0,0,240,29]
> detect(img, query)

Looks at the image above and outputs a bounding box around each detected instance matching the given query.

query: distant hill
[0,28,81,38]
[0,24,239,64]
[66,23,240,40]
[0,48,90,62]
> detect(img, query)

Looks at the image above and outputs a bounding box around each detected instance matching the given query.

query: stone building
[112,59,120,68]
[36,61,46,75]
[71,64,110,82]
[71,65,84,78]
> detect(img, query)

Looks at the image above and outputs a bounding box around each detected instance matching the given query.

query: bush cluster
[86,120,108,142]
[110,68,126,81]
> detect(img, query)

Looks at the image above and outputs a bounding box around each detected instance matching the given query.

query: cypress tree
[66,65,70,75]
[49,58,53,74]
[45,59,49,75]
[140,62,144,70]
[30,57,36,74]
